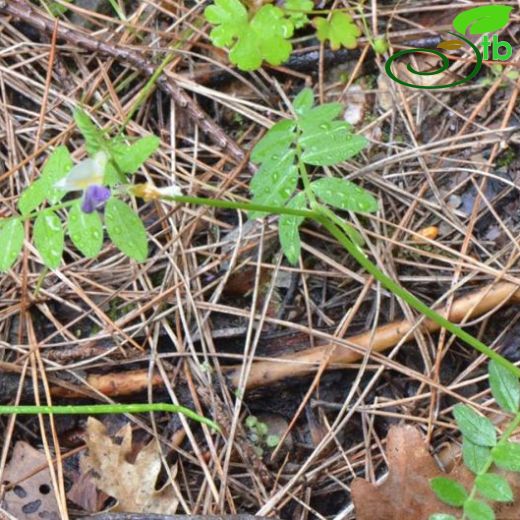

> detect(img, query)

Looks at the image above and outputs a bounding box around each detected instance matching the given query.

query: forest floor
[1,1,520,519]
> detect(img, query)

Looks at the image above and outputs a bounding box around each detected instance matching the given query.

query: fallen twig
[2,281,517,401]
[0,0,246,166]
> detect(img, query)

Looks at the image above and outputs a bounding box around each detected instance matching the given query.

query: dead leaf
[80,417,179,515]
[352,425,520,520]
[2,442,59,520]
[438,39,465,50]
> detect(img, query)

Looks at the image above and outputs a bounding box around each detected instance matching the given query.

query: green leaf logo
[452,5,513,35]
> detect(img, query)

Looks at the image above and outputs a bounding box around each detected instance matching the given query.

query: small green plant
[250,87,375,264]
[245,415,280,456]
[0,108,180,272]
[204,0,362,71]
[430,361,520,520]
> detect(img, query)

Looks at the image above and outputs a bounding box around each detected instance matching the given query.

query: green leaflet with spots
[0,219,24,272]
[105,198,148,262]
[249,149,298,220]
[278,192,307,265]
[310,178,378,213]
[34,210,64,269]
[68,202,104,258]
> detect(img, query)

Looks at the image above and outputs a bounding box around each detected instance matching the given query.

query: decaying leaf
[2,442,59,520]
[80,417,179,514]
[352,425,520,519]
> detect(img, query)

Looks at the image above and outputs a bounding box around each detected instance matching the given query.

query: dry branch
[2,281,513,401]
[0,0,246,166]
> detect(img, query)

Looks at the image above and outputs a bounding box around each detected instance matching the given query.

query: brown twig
[0,0,247,166]
[2,281,518,402]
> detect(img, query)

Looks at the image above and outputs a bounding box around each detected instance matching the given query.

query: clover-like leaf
[68,202,104,258]
[105,198,148,262]
[33,210,64,269]
[310,178,378,213]
[284,0,313,29]
[313,12,361,50]
[205,1,294,71]
[0,219,24,272]
[204,0,248,47]
[279,192,306,265]
[453,5,513,35]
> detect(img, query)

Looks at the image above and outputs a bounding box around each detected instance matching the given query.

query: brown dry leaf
[352,425,520,520]
[80,417,179,515]
[2,441,59,520]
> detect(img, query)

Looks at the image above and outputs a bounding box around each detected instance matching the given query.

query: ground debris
[80,417,179,515]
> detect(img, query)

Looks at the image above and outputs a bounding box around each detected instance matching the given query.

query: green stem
[0,403,220,431]
[315,210,520,379]
[165,192,520,378]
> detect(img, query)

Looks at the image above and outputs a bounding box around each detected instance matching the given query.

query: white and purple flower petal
[54,151,108,191]
[81,185,111,213]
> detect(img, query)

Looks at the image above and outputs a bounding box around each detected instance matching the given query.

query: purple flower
[81,185,111,214]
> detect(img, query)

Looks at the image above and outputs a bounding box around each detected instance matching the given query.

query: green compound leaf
[475,473,513,502]
[300,121,368,166]
[0,219,24,272]
[105,198,148,262]
[292,87,314,116]
[279,192,306,265]
[310,178,378,213]
[33,210,64,269]
[204,0,248,47]
[313,12,361,51]
[74,108,105,155]
[249,149,298,219]
[251,120,296,163]
[453,404,497,447]
[488,360,520,413]
[463,498,495,520]
[111,135,160,175]
[491,441,520,472]
[429,515,457,520]
[452,5,513,35]
[430,477,468,507]
[18,146,73,215]
[283,0,313,29]
[68,202,103,258]
[205,1,294,71]
[462,437,490,474]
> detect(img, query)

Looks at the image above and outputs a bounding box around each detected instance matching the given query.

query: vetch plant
[249,87,375,263]
[0,108,172,270]
[430,361,520,520]
[3,87,520,438]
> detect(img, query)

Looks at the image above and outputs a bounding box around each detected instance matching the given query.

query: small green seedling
[430,361,520,520]
[245,415,281,456]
